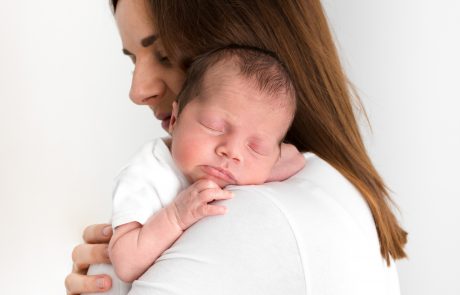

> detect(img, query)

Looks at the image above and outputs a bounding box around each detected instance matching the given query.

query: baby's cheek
[172,137,208,176]
[172,149,191,171]
[171,140,195,171]
[240,162,274,185]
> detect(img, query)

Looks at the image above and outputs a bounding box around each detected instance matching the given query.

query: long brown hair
[113,0,407,264]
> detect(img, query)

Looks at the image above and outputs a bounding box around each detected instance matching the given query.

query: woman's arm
[65,224,113,295]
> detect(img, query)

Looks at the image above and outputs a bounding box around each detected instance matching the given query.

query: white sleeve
[111,142,162,228]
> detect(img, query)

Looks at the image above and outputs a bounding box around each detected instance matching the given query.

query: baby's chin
[204,176,268,188]
[188,169,269,188]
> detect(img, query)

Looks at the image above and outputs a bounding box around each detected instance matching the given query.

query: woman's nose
[129,61,166,105]
[216,141,243,164]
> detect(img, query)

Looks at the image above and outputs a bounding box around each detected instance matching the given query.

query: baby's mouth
[201,165,237,184]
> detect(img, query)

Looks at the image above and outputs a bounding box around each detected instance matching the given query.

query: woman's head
[113,0,185,130]
[112,0,407,263]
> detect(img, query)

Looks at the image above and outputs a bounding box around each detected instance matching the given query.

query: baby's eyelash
[205,125,224,133]
[248,144,267,156]
[200,122,224,134]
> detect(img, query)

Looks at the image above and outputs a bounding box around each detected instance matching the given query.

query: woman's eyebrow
[121,35,158,56]
[122,48,133,56]
[141,35,158,47]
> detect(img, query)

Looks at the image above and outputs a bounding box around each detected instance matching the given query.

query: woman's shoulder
[135,181,308,295]
[133,153,400,295]
[285,152,377,238]
[229,152,381,259]
[231,152,375,237]
[223,152,400,294]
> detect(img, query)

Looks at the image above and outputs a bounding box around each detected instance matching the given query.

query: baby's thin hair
[176,45,296,116]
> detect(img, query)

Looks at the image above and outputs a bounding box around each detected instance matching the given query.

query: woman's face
[115,0,186,131]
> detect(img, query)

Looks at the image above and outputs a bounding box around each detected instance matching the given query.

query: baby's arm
[108,179,233,283]
[267,143,306,182]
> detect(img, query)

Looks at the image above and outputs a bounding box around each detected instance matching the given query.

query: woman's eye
[156,52,171,66]
[159,56,170,64]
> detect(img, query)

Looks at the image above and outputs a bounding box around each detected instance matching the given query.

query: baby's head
[168,45,296,187]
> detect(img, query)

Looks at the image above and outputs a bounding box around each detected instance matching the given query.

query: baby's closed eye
[247,141,275,156]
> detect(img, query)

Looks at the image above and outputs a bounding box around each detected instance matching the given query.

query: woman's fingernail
[96,278,106,289]
[102,226,112,236]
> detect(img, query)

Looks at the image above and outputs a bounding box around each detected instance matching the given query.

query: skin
[109,179,232,282]
[65,224,113,294]
[109,63,294,282]
[115,0,185,131]
[66,1,171,293]
[169,61,293,187]
[65,0,304,293]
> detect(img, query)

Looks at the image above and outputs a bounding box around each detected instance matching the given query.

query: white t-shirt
[125,151,400,295]
[111,138,188,228]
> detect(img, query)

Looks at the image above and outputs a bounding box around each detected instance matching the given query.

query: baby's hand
[168,179,234,231]
[267,143,306,182]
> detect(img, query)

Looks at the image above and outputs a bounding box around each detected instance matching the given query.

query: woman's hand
[65,224,113,295]
[267,143,306,182]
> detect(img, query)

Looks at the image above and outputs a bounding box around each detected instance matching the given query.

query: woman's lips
[151,109,172,132]
[161,116,171,131]
[201,165,237,184]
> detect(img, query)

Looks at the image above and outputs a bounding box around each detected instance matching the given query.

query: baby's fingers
[200,204,228,216]
[200,188,233,203]
[193,179,220,192]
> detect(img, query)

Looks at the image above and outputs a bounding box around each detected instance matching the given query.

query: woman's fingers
[72,243,111,271]
[65,224,113,294]
[82,224,113,243]
[65,273,112,295]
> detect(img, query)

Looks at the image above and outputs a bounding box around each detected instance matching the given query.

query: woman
[65,0,407,294]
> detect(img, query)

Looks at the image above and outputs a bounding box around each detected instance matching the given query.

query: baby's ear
[169,101,179,134]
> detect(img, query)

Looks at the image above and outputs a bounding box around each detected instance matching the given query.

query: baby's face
[169,66,293,187]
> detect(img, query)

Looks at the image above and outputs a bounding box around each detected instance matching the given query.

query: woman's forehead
[115,0,156,39]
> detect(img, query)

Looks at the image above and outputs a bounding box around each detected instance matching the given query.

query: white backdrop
[0,1,459,294]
